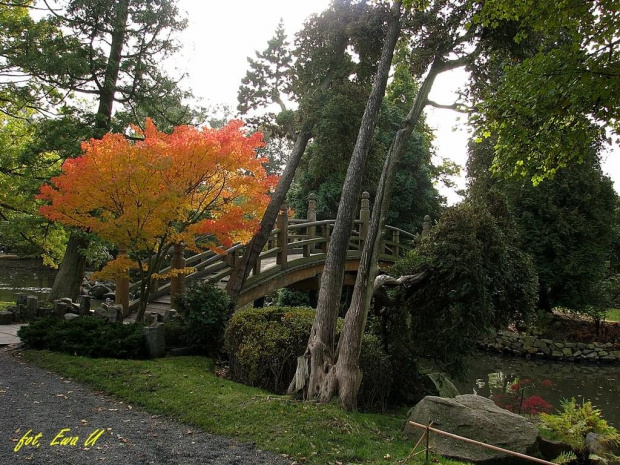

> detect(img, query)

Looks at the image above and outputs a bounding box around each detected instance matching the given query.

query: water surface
[454,353,619,427]
[0,259,56,303]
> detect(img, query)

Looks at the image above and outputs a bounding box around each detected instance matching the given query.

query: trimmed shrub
[18,317,147,359]
[163,320,186,349]
[174,281,231,355]
[225,306,396,410]
[225,306,315,393]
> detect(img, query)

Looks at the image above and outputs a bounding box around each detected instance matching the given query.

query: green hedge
[18,317,147,359]
[225,306,393,410]
[225,306,315,393]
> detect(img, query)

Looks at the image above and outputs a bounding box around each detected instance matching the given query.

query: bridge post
[225,249,237,268]
[393,229,400,257]
[304,193,317,257]
[359,191,370,248]
[276,203,288,269]
[115,246,130,315]
[422,215,431,237]
[321,222,330,253]
[170,242,186,303]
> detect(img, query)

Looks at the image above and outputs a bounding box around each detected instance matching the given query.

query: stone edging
[478,331,620,364]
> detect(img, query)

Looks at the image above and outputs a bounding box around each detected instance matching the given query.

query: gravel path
[0,348,291,464]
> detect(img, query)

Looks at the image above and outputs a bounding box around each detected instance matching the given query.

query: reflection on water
[454,353,620,427]
[0,260,57,303]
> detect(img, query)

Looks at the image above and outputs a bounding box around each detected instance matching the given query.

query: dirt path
[0,348,290,464]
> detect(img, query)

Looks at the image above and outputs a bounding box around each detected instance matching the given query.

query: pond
[0,259,57,303]
[454,352,620,427]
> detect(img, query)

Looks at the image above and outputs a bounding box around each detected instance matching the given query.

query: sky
[172,1,618,205]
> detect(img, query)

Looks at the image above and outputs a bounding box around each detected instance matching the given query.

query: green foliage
[18,317,147,359]
[356,333,393,411]
[288,41,443,233]
[551,451,577,465]
[473,0,620,182]
[162,320,186,349]
[467,135,618,314]
[392,202,538,375]
[225,306,315,393]
[276,288,312,307]
[225,307,397,410]
[173,281,231,356]
[540,398,619,457]
[0,114,68,264]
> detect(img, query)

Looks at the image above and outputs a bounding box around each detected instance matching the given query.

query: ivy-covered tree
[390,202,538,375]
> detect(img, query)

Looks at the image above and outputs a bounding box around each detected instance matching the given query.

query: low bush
[174,281,231,355]
[225,306,397,410]
[18,317,147,359]
[225,306,315,393]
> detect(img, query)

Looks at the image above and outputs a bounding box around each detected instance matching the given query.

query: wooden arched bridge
[117,192,424,314]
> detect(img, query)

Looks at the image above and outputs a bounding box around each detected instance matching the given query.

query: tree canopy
[473,0,620,182]
[39,119,275,319]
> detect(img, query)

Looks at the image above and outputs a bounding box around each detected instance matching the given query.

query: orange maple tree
[39,119,275,320]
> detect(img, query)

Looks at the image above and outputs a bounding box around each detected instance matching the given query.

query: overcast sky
[172,1,618,205]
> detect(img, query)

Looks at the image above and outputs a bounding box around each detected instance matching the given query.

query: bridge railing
[121,192,421,312]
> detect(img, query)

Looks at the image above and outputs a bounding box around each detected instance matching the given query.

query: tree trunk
[47,232,88,302]
[226,26,350,304]
[291,1,403,401]
[95,0,129,135]
[48,1,129,300]
[226,124,312,300]
[328,57,447,410]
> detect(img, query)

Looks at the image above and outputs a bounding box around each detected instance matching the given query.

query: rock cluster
[479,331,620,364]
[0,294,125,325]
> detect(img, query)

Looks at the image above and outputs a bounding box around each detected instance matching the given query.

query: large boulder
[404,395,540,464]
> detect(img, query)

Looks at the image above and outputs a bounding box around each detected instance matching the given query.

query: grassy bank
[21,351,466,465]
[607,308,620,322]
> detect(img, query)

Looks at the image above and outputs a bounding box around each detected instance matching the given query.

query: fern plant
[552,451,577,464]
[540,398,619,462]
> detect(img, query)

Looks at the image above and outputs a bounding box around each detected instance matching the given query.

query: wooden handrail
[122,192,424,310]
[407,421,555,465]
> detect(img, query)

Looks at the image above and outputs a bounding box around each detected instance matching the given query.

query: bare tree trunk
[226,27,350,304]
[291,1,403,401]
[48,1,129,300]
[225,124,312,300]
[329,57,448,410]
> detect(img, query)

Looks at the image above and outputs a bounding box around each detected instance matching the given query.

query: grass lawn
[21,351,467,465]
[607,309,620,322]
[0,301,12,309]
